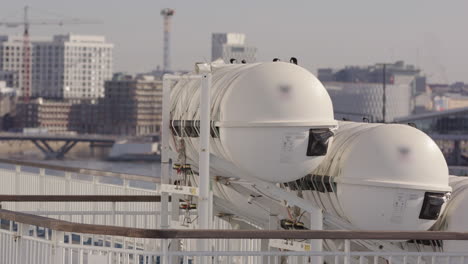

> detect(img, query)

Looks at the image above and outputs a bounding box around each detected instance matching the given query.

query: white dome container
[436,176,468,254]
[169,62,337,183]
[295,121,451,231]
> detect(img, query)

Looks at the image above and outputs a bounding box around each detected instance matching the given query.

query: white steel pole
[310,208,323,264]
[199,73,212,260]
[161,76,172,264]
[199,73,212,229]
[161,76,171,229]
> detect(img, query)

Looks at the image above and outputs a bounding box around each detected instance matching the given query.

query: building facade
[0,34,113,99]
[101,74,162,136]
[0,81,17,130]
[15,99,73,133]
[14,74,163,137]
[318,61,423,122]
[318,61,423,87]
[433,94,468,111]
[0,70,19,89]
[15,98,102,134]
[211,33,257,63]
[326,82,412,122]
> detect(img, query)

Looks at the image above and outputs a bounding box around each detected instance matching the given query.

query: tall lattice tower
[160,8,174,73]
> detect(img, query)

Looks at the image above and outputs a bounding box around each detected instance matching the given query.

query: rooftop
[395,107,468,122]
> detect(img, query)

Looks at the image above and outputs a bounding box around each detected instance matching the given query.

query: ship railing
[0,159,163,229]
[2,160,468,263]
[2,208,468,264]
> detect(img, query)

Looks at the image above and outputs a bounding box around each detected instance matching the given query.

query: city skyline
[1,0,467,83]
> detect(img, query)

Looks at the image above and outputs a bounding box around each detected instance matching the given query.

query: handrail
[0,195,163,202]
[2,209,468,240]
[0,158,160,183]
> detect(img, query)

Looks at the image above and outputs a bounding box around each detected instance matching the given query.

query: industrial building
[0,34,113,99]
[327,82,412,122]
[211,33,257,63]
[319,61,424,122]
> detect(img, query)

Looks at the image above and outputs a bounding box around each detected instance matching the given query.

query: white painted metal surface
[0,165,161,229]
[169,61,337,183]
[435,176,468,254]
[2,162,468,263]
[198,72,213,264]
[303,121,451,231]
[5,172,165,230]
[2,226,468,264]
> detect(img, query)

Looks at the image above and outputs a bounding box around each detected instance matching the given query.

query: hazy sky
[1,0,467,83]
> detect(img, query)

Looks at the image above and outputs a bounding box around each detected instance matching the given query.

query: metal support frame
[31,139,78,159]
[161,73,213,263]
[199,73,212,230]
[161,75,172,264]
[161,70,323,262]
[199,73,212,263]
[249,180,323,263]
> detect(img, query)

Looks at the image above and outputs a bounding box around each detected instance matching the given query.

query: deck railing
[2,208,468,264]
[1,160,468,263]
[0,159,162,230]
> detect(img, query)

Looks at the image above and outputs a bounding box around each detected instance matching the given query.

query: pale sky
[1,0,467,83]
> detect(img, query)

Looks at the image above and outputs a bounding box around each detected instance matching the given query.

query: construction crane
[160,8,175,73]
[0,5,100,102]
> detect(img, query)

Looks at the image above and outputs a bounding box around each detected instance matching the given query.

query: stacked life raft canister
[169,61,338,183]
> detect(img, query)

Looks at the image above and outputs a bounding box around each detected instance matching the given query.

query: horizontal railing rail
[0,158,160,183]
[0,195,164,202]
[2,209,468,240]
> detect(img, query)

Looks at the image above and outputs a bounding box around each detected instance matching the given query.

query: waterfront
[5,153,161,178]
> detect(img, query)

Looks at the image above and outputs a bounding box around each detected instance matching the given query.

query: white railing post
[264,211,278,264]
[310,208,323,264]
[91,175,98,245]
[15,165,21,195]
[52,230,65,264]
[199,73,212,263]
[344,239,351,264]
[170,192,181,264]
[16,223,29,264]
[39,168,46,195]
[161,75,173,264]
[12,165,21,213]
[65,172,72,221]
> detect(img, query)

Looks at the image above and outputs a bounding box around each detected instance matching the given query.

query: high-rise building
[0,34,113,99]
[0,70,19,89]
[211,33,257,63]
